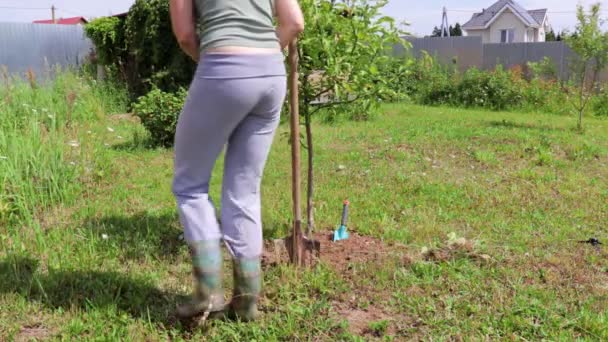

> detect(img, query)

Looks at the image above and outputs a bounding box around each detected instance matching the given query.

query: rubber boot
[177,240,226,319]
[229,258,262,322]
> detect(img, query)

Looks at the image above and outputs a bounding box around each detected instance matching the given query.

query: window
[500,29,515,43]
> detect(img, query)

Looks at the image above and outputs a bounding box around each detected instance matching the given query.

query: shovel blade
[284,228,321,267]
[333,225,349,242]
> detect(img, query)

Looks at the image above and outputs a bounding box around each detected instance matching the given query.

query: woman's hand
[170,0,200,62]
[275,0,305,49]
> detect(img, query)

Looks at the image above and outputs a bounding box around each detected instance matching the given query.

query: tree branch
[309,95,361,115]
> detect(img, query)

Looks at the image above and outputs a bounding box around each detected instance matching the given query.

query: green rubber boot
[229,258,262,322]
[177,240,226,319]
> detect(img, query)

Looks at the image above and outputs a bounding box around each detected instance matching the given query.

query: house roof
[528,9,548,25]
[33,16,88,25]
[463,0,546,30]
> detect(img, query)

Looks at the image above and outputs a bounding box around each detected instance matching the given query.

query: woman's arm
[275,0,305,49]
[170,0,199,62]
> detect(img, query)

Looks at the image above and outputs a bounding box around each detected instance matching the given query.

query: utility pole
[51,5,57,24]
[440,6,450,37]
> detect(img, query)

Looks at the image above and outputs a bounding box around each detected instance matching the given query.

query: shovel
[333,200,350,242]
[282,41,320,267]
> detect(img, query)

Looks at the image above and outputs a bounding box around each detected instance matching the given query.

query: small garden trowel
[333,200,350,242]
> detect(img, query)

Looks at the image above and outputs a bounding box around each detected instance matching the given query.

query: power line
[57,7,97,18]
[0,6,49,10]
[0,4,96,17]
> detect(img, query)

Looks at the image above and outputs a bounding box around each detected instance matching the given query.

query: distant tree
[451,23,463,36]
[546,29,557,41]
[431,26,442,37]
[431,23,462,37]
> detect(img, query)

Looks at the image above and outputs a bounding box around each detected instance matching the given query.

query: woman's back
[196,0,280,51]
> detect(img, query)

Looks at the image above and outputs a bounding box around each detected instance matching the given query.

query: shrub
[528,57,558,80]
[456,66,524,110]
[132,88,187,147]
[397,54,577,114]
[593,87,608,117]
[85,0,196,102]
[406,52,457,106]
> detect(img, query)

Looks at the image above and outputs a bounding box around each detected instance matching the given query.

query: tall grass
[0,69,126,225]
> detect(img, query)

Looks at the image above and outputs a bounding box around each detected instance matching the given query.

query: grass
[1,76,608,340]
[0,70,127,225]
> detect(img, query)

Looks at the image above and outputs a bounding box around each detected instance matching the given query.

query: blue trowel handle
[341,200,350,227]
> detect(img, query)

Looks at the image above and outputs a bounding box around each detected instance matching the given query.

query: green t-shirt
[195,0,280,51]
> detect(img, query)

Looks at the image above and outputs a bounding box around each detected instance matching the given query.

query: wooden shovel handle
[288,41,302,224]
[288,40,303,265]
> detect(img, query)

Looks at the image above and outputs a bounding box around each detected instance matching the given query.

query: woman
[169,0,304,321]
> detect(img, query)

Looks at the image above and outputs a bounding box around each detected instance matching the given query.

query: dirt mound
[262,230,399,271]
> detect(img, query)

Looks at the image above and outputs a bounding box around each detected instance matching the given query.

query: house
[462,0,549,43]
[33,16,88,25]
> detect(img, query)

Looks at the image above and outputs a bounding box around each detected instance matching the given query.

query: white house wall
[537,25,546,42]
[488,9,529,43]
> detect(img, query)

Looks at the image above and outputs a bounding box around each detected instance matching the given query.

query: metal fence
[0,22,93,77]
[395,36,608,82]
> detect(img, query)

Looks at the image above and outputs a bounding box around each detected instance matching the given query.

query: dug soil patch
[262,230,399,271]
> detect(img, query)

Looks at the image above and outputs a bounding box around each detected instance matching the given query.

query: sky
[0,0,606,36]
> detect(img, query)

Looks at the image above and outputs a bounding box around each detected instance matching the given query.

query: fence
[0,22,93,78]
[394,36,608,82]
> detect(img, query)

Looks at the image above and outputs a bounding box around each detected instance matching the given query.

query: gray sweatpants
[172,53,286,259]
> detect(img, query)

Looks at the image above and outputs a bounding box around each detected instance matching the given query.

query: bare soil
[262,230,402,271]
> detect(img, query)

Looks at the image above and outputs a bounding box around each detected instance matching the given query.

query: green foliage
[84,17,123,66]
[403,56,527,111]
[593,87,608,116]
[85,0,196,102]
[528,57,558,80]
[296,0,406,228]
[565,3,608,129]
[395,54,572,114]
[457,66,524,110]
[431,23,463,37]
[0,71,127,224]
[123,0,195,99]
[406,51,457,106]
[297,0,406,121]
[132,88,187,147]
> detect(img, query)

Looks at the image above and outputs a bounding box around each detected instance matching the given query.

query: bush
[133,88,187,147]
[404,52,457,106]
[456,66,525,110]
[528,57,558,80]
[394,54,576,114]
[593,87,608,117]
[85,0,196,102]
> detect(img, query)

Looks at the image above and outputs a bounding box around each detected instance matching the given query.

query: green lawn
[2,94,608,340]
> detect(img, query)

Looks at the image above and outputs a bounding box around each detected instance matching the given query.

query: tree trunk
[305,108,314,235]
